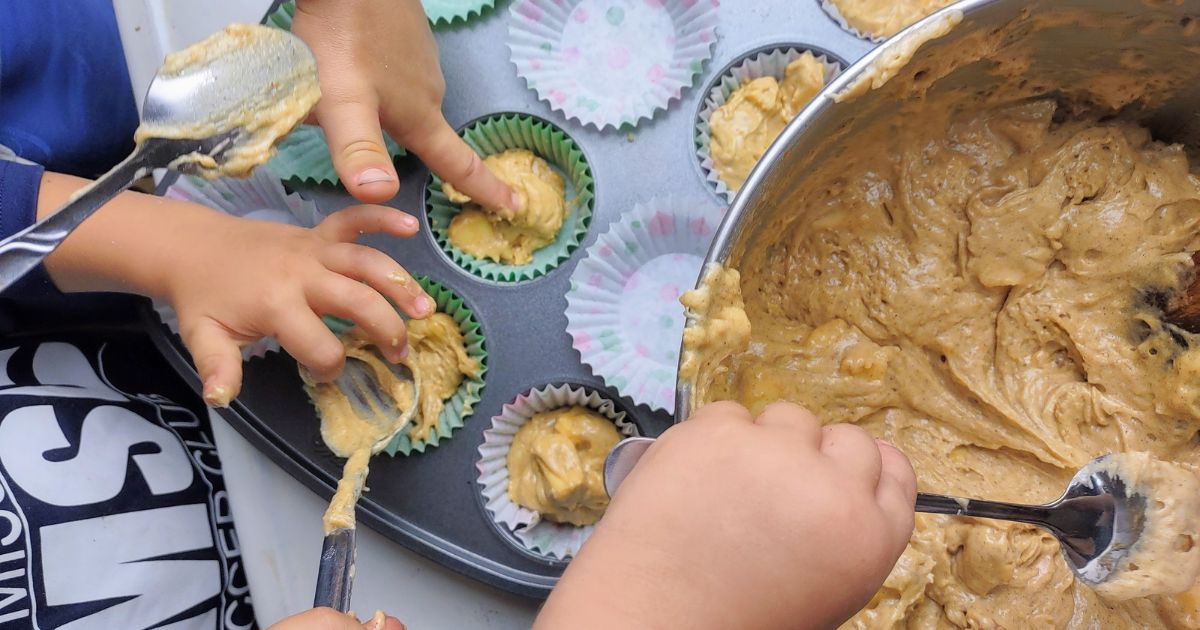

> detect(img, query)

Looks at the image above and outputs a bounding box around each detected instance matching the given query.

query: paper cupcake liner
[154,171,325,360]
[263,1,405,187]
[818,0,891,43]
[267,125,407,188]
[423,0,499,27]
[695,46,842,202]
[508,0,720,130]
[564,196,725,412]
[323,277,488,456]
[426,114,595,283]
[476,384,640,560]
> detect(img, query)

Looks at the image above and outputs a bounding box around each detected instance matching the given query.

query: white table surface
[111,1,539,626]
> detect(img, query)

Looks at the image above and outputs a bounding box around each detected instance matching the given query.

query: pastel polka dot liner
[565,196,726,412]
[154,170,325,360]
[476,383,639,560]
[508,0,721,130]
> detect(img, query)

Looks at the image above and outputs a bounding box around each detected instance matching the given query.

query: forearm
[37,171,231,297]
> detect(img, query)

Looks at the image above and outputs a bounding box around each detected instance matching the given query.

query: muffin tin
[143,0,876,598]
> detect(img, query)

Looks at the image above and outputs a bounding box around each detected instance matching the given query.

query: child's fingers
[316,96,400,204]
[274,310,348,383]
[316,205,420,243]
[753,402,823,447]
[319,243,434,319]
[405,116,520,214]
[875,440,918,546]
[180,318,244,408]
[820,424,884,489]
[307,275,409,362]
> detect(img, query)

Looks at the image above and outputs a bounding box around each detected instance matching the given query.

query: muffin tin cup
[154,170,325,360]
[264,0,406,187]
[476,383,639,561]
[323,276,488,456]
[818,0,887,42]
[507,0,719,130]
[425,113,595,284]
[267,125,407,188]
[423,0,499,27]
[695,45,843,202]
[565,195,725,412]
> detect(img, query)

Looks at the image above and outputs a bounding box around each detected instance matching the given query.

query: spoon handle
[0,146,155,294]
[916,492,1053,528]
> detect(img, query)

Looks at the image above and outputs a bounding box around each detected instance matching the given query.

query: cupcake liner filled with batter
[818,0,958,42]
[507,0,719,130]
[565,195,724,412]
[154,170,324,360]
[322,277,488,456]
[425,114,595,283]
[263,0,406,186]
[476,383,639,560]
[695,45,842,202]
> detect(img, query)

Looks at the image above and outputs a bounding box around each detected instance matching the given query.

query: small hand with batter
[292,0,518,211]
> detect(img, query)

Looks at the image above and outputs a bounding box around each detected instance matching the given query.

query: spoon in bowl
[605,441,1200,599]
[0,23,319,293]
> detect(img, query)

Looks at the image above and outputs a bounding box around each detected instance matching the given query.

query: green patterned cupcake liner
[263,1,406,186]
[425,114,595,283]
[423,0,499,27]
[319,277,488,456]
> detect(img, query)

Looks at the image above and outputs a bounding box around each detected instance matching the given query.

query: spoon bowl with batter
[0,23,319,294]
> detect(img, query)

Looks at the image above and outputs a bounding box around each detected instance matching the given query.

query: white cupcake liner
[155,171,325,359]
[565,196,725,412]
[696,46,842,202]
[508,0,719,130]
[476,384,640,560]
[819,0,886,42]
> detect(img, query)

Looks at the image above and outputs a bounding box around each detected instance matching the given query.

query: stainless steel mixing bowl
[675,0,1200,418]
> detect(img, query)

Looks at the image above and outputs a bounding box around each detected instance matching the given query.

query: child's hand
[166,205,432,407]
[265,607,405,630]
[292,0,518,211]
[536,402,917,630]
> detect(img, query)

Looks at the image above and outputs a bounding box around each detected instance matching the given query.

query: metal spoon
[313,359,420,613]
[0,23,319,293]
[605,440,1144,588]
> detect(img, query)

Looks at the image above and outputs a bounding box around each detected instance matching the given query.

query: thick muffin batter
[687,98,1200,627]
[709,53,828,193]
[444,149,567,265]
[507,406,622,526]
[1089,453,1200,602]
[406,312,480,443]
[827,0,957,39]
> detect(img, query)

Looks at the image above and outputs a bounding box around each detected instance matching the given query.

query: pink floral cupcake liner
[565,195,726,412]
[508,0,721,130]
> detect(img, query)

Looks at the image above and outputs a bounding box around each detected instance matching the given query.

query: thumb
[180,318,244,408]
[318,97,399,204]
[406,115,519,214]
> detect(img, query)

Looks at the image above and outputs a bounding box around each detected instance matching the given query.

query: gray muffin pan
[145,0,877,599]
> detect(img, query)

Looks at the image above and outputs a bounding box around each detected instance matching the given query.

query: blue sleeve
[0,159,62,302]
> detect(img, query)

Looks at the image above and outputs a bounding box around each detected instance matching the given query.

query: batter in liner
[686,97,1200,627]
[709,52,829,192]
[507,406,622,526]
[444,148,567,266]
[826,0,957,39]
